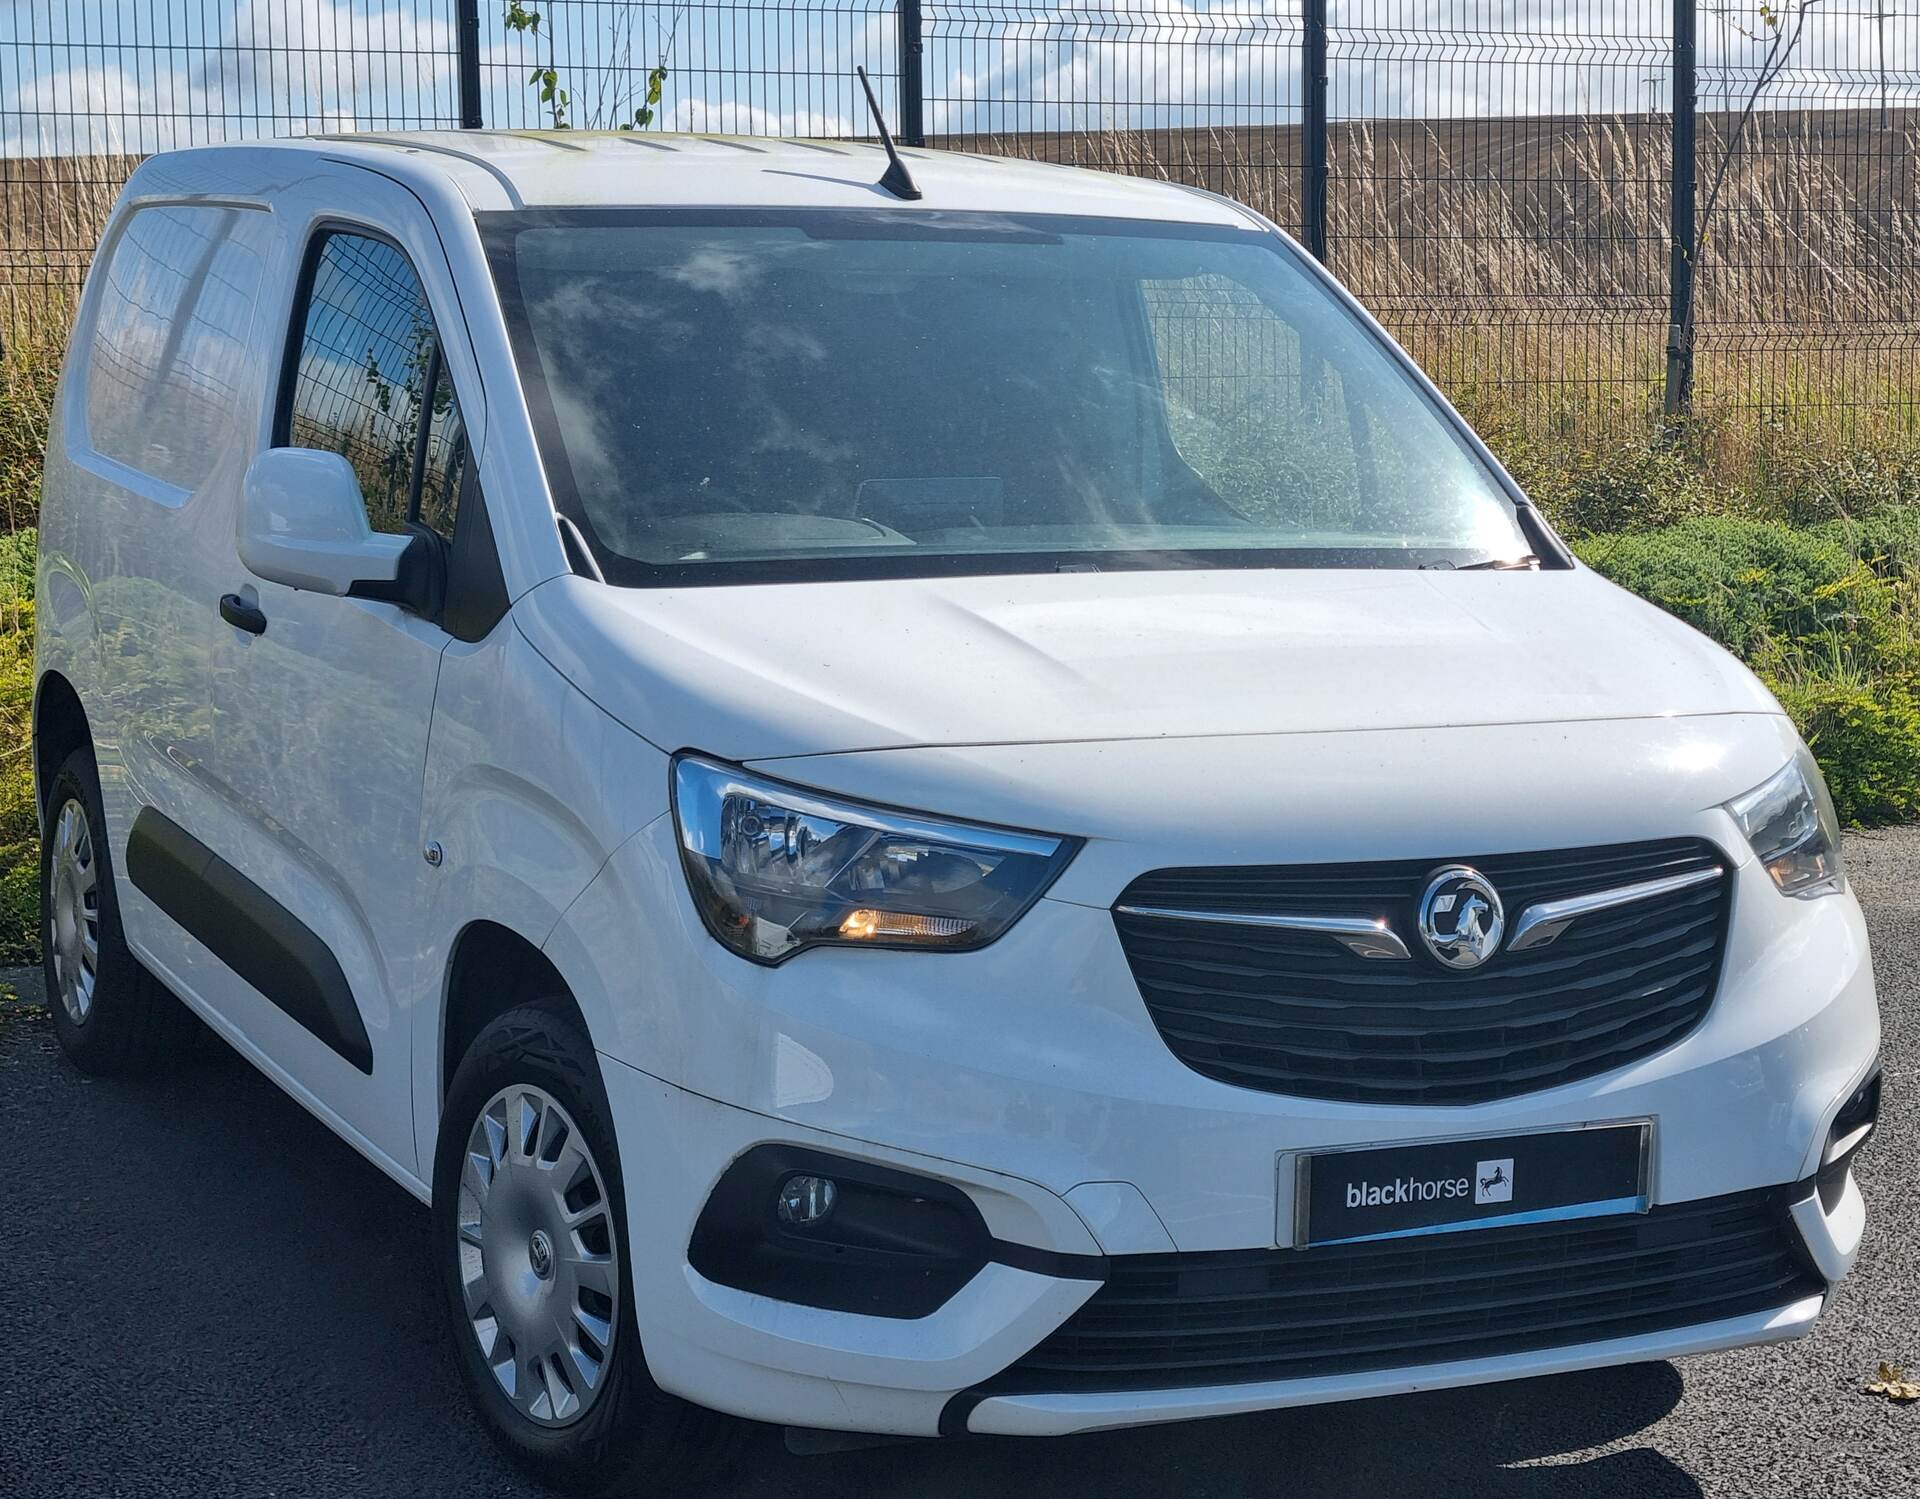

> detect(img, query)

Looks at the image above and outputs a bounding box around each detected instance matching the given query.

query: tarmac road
[1,832,1914,1498]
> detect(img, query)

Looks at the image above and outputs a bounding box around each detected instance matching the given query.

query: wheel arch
[33,670,92,825]
[439,918,593,1103]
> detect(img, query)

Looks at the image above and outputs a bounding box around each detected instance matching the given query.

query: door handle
[219,593,268,636]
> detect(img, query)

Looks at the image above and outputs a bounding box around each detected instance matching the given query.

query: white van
[36,132,1879,1493]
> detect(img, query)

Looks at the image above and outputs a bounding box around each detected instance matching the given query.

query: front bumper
[555,803,1879,1436]
[597,1045,1873,1439]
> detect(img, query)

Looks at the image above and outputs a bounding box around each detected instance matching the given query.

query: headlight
[671,754,1079,963]
[1725,746,1846,898]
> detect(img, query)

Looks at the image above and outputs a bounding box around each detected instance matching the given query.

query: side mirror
[239,448,442,614]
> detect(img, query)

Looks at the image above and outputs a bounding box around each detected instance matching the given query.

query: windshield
[484,209,1533,585]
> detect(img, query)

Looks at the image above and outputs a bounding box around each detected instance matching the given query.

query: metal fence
[3,0,1916,440]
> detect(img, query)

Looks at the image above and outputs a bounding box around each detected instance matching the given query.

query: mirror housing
[239,448,443,615]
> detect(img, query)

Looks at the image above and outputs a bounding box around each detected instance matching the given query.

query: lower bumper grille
[981,1188,1821,1396]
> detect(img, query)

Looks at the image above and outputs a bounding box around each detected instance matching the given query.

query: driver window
[281,231,464,540]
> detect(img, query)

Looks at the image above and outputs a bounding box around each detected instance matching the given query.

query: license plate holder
[1290,1121,1651,1249]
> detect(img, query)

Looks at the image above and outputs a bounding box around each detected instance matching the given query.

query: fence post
[457,0,484,128]
[1664,0,1697,419]
[1301,0,1330,263]
[897,0,927,146]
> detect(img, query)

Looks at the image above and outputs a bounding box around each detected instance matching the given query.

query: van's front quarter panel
[410,620,672,1169]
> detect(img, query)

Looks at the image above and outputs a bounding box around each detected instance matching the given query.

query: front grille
[982,1189,1820,1396]
[1115,838,1731,1106]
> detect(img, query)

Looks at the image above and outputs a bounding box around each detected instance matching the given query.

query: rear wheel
[433,1000,739,1495]
[42,747,192,1073]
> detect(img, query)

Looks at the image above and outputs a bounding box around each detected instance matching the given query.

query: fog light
[776,1174,838,1226]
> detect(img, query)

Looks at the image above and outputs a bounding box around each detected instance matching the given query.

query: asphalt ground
[1,831,1914,1498]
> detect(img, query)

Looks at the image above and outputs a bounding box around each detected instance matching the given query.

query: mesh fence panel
[1326,0,1675,433]
[473,0,898,134]
[1,0,1917,443]
[0,1,461,323]
[923,2,1306,236]
[1695,1,1920,432]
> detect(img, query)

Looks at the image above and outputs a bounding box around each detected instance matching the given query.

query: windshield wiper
[1429,555,1541,571]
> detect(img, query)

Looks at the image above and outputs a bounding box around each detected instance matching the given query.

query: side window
[281,231,464,539]
[83,204,266,489]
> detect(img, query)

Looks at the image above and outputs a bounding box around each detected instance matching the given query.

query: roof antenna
[855,65,921,201]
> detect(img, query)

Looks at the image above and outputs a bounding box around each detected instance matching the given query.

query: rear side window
[83,204,266,490]
[280,231,466,539]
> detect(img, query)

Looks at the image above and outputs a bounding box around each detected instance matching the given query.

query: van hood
[512,566,1781,761]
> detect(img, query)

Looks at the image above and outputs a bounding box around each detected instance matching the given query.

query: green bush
[1577,515,1920,826]
[1574,517,1902,662]
[1767,674,1920,826]
[1742,440,1920,527]
[1505,432,1737,538]
[1810,504,1920,582]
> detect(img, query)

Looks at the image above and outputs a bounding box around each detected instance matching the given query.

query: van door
[193,194,480,1178]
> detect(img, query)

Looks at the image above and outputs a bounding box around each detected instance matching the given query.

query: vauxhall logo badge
[1417,864,1505,969]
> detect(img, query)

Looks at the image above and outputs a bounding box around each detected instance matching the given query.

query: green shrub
[1742,440,1920,527]
[1516,438,1737,538]
[1574,517,1902,662]
[1810,504,1920,582]
[1767,674,1920,826]
[1577,515,1920,826]
[0,323,53,960]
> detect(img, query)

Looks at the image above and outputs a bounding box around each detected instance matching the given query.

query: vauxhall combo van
[37,132,1879,1492]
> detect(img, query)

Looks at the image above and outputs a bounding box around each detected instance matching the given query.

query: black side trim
[126,809,373,1073]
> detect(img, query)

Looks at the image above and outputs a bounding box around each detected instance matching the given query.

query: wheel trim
[457,1083,620,1428]
[49,798,100,1025]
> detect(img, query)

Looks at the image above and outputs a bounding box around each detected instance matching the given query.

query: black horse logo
[1480,1164,1508,1196]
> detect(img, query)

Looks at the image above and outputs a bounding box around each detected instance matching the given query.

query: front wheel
[432,1000,738,1495]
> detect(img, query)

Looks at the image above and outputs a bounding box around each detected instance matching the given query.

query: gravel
[2,831,1913,1498]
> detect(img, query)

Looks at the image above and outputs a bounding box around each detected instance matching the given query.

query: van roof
[246,130,1258,226]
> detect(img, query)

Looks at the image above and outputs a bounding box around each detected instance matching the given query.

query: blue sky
[3,0,1914,156]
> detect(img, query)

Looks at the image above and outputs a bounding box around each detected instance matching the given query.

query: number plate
[1290,1122,1650,1249]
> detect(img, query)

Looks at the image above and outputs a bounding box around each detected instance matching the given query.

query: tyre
[42,746,192,1073]
[433,1000,739,1495]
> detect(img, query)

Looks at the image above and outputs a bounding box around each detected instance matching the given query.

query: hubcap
[456,1085,619,1427]
[48,798,100,1025]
